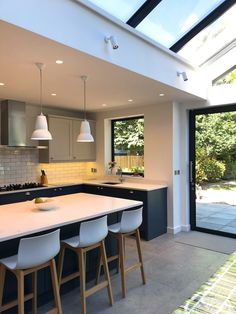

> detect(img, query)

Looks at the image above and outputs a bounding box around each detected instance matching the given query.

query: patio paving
[196,187,236,234]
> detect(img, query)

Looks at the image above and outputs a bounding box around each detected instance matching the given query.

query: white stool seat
[0,255,18,270]
[109,207,143,234]
[62,235,80,248]
[108,223,121,233]
[0,229,62,314]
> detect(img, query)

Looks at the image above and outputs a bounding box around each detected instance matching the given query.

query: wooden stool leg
[32,271,37,314]
[78,249,86,314]
[118,234,126,298]
[135,229,146,285]
[57,245,65,286]
[50,259,62,314]
[0,264,6,313]
[100,241,113,306]
[17,270,24,314]
[95,252,102,285]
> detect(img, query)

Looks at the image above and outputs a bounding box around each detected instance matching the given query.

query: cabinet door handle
[129,190,134,194]
[25,192,31,196]
[59,188,62,191]
[100,187,104,190]
[73,156,76,159]
[54,188,57,191]
[50,157,54,160]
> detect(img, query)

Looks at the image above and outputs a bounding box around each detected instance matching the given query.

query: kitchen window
[111,116,144,176]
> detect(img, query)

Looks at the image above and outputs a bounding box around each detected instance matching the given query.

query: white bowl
[33,198,59,211]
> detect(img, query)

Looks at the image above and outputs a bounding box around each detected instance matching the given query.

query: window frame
[111,115,144,176]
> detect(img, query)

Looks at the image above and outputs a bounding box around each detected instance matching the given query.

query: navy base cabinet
[83,185,167,241]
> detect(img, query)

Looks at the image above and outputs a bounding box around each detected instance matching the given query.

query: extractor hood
[0,100,45,148]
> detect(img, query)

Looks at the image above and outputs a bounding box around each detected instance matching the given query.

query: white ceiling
[0,21,202,112]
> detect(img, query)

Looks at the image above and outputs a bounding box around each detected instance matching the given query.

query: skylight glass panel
[178,4,236,66]
[136,0,223,48]
[87,0,146,22]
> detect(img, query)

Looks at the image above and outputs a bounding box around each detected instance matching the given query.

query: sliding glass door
[190,105,236,237]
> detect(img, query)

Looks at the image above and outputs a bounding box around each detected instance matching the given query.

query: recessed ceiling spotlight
[56,60,63,64]
[0,82,5,86]
[102,103,107,107]
[159,93,165,97]
[128,99,133,102]
[51,93,56,96]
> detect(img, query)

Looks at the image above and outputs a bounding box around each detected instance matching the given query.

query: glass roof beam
[127,0,163,28]
[170,0,234,53]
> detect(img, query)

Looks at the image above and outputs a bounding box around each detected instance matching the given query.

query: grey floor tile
[38,233,229,314]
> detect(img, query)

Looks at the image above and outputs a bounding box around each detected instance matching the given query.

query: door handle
[190,161,193,183]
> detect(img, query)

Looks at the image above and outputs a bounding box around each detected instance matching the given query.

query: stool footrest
[85,281,108,298]
[125,263,142,274]
[45,308,59,314]
[0,292,33,312]
[60,271,80,285]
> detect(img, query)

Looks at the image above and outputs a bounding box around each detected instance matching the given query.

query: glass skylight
[136,0,223,48]
[178,4,236,66]
[87,0,146,22]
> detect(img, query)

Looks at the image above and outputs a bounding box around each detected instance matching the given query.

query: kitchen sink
[102,182,120,185]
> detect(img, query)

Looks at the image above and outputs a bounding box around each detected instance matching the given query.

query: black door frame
[189,104,236,238]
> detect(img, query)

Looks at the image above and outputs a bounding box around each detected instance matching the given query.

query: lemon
[35,197,44,204]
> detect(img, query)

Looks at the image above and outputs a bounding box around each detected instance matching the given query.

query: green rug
[173,252,236,313]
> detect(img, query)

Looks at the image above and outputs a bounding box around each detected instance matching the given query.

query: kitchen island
[0,193,142,313]
[0,192,142,242]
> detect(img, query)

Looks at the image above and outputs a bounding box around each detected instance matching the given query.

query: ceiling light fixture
[0,82,5,86]
[102,103,107,107]
[105,35,119,50]
[177,71,188,81]
[128,99,133,102]
[51,93,56,96]
[56,60,63,64]
[159,93,165,97]
[77,76,94,142]
[31,63,52,140]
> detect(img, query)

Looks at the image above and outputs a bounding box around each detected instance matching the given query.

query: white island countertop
[0,193,142,242]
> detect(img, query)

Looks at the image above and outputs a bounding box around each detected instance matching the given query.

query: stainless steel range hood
[0,100,46,148]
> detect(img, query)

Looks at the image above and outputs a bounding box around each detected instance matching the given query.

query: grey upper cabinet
[39,115,96,162]
[72,120,96,161]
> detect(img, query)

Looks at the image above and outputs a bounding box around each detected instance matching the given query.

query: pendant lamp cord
[39,66,43,114]
[83,77,87,120]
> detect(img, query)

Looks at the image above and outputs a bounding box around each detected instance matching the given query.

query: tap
[117,167,124,183]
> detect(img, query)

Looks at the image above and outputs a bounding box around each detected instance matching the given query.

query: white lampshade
[31,113,52,140]
[77,120,94,142]
[31,63,53,141]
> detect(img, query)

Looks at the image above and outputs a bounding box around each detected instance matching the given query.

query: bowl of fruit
[34,197,59,211]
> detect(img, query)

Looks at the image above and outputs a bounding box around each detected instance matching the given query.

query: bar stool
[0,229,62,314]
[58,215,113,314]
[96,207,146,298]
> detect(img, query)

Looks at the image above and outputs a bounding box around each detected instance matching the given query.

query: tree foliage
[214,68,236,86]
[114,118,144,155]
[196,112,236,183]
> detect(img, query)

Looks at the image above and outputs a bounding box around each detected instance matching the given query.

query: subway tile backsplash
[0,149,97,185]
[0,148,39,185]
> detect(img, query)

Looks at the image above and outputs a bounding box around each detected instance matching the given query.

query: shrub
[196,148,225,184]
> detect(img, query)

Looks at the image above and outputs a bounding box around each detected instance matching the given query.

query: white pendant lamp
[31,62,52,140]
[77,75,94,142]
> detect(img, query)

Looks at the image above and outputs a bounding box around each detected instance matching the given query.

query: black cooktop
[0,182,44,192]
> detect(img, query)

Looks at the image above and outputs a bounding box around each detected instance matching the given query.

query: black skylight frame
[125,0,234,53]
[170,0,235,53]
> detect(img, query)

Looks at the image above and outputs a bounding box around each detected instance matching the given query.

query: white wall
[95,103,176,231]
[0,0,206,99]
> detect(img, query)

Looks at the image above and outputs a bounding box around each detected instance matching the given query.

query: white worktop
[0,193,142,242]
[83,180,167,191]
